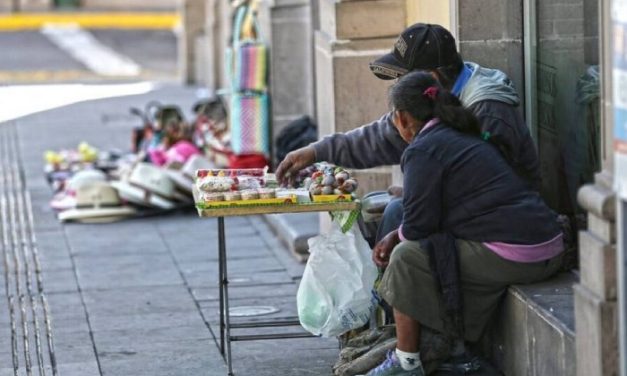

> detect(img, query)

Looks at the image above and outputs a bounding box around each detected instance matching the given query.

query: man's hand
[372,230,400,268]
[275,146,316,186]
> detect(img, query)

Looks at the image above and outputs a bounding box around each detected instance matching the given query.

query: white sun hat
[111,162,178,210]
[58,181,136,223]
[164,154,215,194]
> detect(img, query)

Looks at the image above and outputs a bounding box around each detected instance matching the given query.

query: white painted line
[40,23,141,77]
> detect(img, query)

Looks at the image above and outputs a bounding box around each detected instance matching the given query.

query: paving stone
[65,226,170,256]
[73,254,183,290]
[192,282,298,303]
[51,316,92,335]
[41,292,85,322]
[82,285,197,316]
[183,267,291,289]
[179,256,285,276]
[93,325,213,349]
[98,339,226,376]
[89,311,206,333]
[169,242,273,263]
[230,338,338,376]
[41,269,79,294]
[54,344,98,365]
[0,362,101,376]
[37,255,74,271]
[55,361,101,376]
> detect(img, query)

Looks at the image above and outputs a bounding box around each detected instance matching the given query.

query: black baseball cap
[369,23,459,80]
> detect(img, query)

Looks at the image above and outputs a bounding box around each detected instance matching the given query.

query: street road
[0,28,178,83]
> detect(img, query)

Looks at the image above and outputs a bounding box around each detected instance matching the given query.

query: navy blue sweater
[401,123,559,244]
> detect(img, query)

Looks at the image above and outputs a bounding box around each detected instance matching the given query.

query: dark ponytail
[389,71,480,136]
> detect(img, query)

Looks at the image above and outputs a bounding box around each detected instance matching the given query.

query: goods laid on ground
[44,99,231,223]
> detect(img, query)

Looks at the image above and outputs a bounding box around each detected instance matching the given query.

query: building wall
[406,0,450,28]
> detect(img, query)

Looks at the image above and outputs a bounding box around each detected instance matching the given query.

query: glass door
[526,0,600,218]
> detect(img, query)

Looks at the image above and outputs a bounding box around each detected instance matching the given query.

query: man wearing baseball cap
[276,23,539,374]
[276,23,539,190]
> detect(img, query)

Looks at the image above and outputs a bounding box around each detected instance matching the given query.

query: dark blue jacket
[401,122,559,244]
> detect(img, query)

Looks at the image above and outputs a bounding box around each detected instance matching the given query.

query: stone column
[257,0,315,163]
[574,1,618,375]
[199,0,232,91]
[315,0,406,196]
[457,0,524,102]
[179,0,207,84]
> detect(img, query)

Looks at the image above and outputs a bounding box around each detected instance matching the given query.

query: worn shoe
[364,350,426,376]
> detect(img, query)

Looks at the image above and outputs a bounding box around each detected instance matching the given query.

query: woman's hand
[372,230,400,268]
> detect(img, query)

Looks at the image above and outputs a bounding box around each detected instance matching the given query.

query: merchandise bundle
[193,162,358,209]
[45,99,230,223]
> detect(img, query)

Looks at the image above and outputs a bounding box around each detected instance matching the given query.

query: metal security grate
[0,123,57,376]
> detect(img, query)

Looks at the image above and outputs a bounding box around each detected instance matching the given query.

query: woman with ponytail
[364,72,564,376]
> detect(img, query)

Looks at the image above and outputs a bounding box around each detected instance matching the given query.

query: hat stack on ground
[58,181,137,223]
[44,98,228,224]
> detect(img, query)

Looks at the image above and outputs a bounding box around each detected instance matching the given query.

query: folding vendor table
[197,201,360,376]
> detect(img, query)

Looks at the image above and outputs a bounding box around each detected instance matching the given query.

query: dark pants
[375,197,403,243]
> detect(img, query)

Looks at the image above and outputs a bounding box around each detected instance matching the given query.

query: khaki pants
[378,239,563,342]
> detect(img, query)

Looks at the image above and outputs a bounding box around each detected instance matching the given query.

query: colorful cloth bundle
[226,1,271,159]
[230,92,270,155]
[234,42,267,92]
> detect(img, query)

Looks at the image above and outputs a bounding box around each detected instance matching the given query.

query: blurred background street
[0,3,341,376]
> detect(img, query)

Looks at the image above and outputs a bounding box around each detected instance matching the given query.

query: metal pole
[217,217,234,375]
[218,217,225,357]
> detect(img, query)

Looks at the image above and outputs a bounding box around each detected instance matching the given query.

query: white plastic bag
[297,222,378,337]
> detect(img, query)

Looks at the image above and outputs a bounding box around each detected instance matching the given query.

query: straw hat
[165,155,215,194]
[58,181,136,223]
[111,162,178,209]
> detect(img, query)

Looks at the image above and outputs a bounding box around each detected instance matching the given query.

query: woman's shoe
[364,350,426,376]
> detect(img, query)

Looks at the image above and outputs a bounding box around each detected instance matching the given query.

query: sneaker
[364,350,425,376]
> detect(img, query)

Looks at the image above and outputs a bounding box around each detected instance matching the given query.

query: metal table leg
[218,217,224,357]
[217,216,234,375]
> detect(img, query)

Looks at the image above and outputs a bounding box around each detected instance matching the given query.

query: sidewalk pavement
[0,84,339,376]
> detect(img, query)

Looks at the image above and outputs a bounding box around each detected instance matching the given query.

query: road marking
[41,24,141,76]
[0,12,179,31]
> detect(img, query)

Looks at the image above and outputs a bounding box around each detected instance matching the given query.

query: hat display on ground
[58,181,136,223]
[50,169,108,211]
[165,154,215,194]
[111,162,178,209]
[369,23,458,80]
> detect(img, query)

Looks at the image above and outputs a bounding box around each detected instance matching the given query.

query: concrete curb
[262,213,320,263]
[0,12,180,30]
